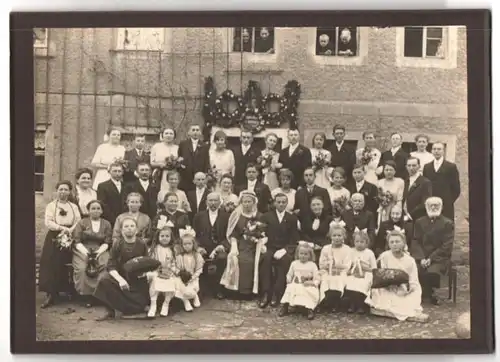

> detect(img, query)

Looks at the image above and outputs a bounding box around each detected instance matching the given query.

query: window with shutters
[309,27,368,66]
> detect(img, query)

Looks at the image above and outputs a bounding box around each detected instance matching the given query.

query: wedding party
[34,26,470,340]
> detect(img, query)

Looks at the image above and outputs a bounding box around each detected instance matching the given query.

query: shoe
[347,305,355,314]
[307,309,315,320]
[258,294,270,308]
[193,295,201,308]
[278,304,288,317]
[184,300,193,312]
[41,294,56,309]
[216,291,225,300]
[147,304,157,318]
[430,295,440,306]
[270,297,279,308]
[159,303,169,317]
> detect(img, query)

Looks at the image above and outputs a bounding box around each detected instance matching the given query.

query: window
[33,28,48,48]
[232,27,275,54]
[403,26,445,59]
[115,28,165,51]
[315,27,358,57]
[395,26,458,69]
[34,131,46,193]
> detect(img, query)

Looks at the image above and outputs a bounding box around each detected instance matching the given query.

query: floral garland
[215,90,245,127]
[261,93,286,127]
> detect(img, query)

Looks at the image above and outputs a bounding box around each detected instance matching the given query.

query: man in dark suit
[422,142,461,221]
[259,193,300,308]
[122,162,159,220]
[187,172,209,222]
[232,128,261,186]
[378,132,409,180]
[346,164,378,216]
[123,134,151,183]
[294,167,332,219]
[411,197,454,305]
[403,157,432,221]
[329,125,357,183]
[235,164,272,213]
[177,124,210,192]
[193,192,230,299]
[341,193,376,247]
[278,129,312,189]
[97,162,125,226]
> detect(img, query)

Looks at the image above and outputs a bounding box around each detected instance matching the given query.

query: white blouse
[151,143,179,164]
[209,148,235,178]
[44,200,81,231]
[75,186,97,215]
[410,151,434,168]
[91,143,126,166]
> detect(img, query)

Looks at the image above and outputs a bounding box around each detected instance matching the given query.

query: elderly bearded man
[410,197,454,305]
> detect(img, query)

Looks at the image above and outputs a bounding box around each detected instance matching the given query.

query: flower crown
[298,241,314,249]
[329,220,346,229]
[354,227,367,234]
[387,225,405,235]
[179,226,196,239]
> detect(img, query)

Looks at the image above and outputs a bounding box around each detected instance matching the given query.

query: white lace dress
[150,143,179,193]
[345,248,377,297]
[91,143,126,189]
[318,244,352,301]
[281,260,321,310]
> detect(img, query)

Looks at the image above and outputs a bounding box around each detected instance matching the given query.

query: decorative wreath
[262,93,285,127]
[214,90,245,127]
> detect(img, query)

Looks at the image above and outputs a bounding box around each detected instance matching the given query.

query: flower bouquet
[164,155,185,171]
[360,147,373,166]
[376,188,394,208]
[113,157,129,171]
[312,151,330,172]
[223,201,237,214]
[53,231,73,251]
[257,152,274,173]
[332,195,349,218]
[242,218,267,243]
[206,165,219,191]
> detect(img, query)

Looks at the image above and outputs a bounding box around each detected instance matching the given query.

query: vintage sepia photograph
[33,25,471,342]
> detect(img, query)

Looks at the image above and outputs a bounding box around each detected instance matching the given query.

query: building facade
[34,26,468,234]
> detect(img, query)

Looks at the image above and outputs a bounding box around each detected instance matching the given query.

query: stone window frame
[113,28,173,58]
[307,27,369,66]
[395,26,459,69]
[34,129,46,194]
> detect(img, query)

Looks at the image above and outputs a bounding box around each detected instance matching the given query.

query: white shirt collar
[139,178,149,187]
[434,157,444,165]
[242,144,250,151]
[208,208,218,215]
[336,141,344,150]
[196,187,206,194]
[248,179,257,187]
[111,178,122,185]
[136,148,144,154]
[289,143,299,154]
[276,210,286,220]
[356,180,364,186]
[409,173,419,181]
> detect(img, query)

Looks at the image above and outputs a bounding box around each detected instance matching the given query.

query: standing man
[378,132,409,180]
[403,157,432,222]
[329,125,356,183]
[97,161,125,226]
[346,164,378,216]
[423,142,460,221]
[122,162,159,220]
[123,134,150,183]
[278,129,312,189]
[259,193,300,308]
[178,123,210,192]
[232,128,261,186]
[235,164,273,213]
[187,172,209,222]
[294,168,332,219]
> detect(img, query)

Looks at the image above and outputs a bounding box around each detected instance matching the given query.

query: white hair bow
[179,226,196,238]
[387,225,405,235]
[354,227,367,234]
[157,215,174,230]
[329,220,346,228]
[298,241,315,248]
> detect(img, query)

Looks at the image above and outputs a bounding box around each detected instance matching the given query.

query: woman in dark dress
[93,217,150,320]
[299,196,333,260]
[150,192,190,243]
[72,200,112,307]
[39,181,82,308]
[374,204,413,257]
[220,191,265,298]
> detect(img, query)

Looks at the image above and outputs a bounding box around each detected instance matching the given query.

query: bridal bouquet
[243,218,267,243]
[223,201,237,214]
[360,147,373,166]
[164,155,185,171]
[376,188,394,208]
[332,195,349,217]
[54,230,73,251]
[206,165,218,191]
[312,151,330,171]
[257,152,274,172]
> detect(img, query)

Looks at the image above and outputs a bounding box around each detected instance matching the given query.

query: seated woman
[151,192,190,242]
[374,204,412,258]
[271,168,296,213]
[220,191,266,299]
[218,174,240,214]
[93,217,150,320]
[366,229,429,323]
[113,192,151,244]
[72,200,112,307]
[157,170,191,214]
[39,181,82,308]
[72,168,97,218]
[299,196,332,260]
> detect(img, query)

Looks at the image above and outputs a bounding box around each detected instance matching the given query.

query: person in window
[317,34,334,55]
[254,27,274,54]
[91,128,126,190]
[72,200,112,307]
[72,168,97,218]
[411,134,434,170]
[338,28,356,56]
[233,27,252,52]
[39,181,82,308]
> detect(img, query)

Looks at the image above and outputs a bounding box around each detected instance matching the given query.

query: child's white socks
[192,294,201,308]
[183,299,193,312]
[160,297,171,317]
[147,300,157,318]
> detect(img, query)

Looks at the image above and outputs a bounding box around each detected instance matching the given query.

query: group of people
[38,122,460,323]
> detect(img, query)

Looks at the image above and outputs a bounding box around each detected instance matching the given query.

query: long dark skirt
[38,230,73,294]
[417,263,443,296]
[93,272,149,315]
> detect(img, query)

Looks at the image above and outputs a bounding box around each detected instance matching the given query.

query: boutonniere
[58,208,67,217]
[296,148,303,155]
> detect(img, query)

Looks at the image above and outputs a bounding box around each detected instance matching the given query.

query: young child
[366,230,428,323]
[375,204,412,257]
[326,167,351,208]
[279,242,320,320]
[174,227,205,312]
[318,224,352,312]
[147,226,179,318]
[343,230,377,314]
